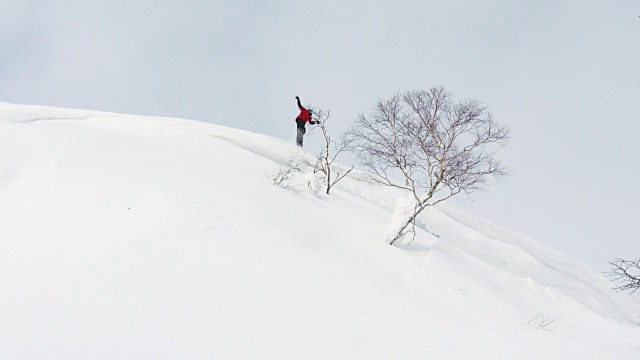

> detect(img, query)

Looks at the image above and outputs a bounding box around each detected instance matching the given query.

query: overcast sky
[1,0,638,272]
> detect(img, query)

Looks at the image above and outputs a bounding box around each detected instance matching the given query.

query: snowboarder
[294,96,319,147]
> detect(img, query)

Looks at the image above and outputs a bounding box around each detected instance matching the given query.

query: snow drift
[0,102,639,359]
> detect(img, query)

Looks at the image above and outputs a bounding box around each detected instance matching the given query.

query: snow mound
[0,102,638,359]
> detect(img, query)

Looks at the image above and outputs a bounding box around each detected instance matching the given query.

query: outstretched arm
[295,96,304,111]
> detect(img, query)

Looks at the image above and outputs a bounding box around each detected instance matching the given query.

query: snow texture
[0,102,639,359]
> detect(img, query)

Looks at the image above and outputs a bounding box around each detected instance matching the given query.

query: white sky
[1,0,638,272]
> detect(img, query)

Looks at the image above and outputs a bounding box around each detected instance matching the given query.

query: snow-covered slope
[1,102,638,359]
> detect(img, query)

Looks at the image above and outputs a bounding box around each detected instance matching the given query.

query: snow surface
[0,102,639,359]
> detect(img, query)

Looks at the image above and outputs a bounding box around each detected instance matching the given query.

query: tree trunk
[389,206,424,245]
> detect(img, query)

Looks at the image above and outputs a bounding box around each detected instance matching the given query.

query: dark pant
[296,118,306,147]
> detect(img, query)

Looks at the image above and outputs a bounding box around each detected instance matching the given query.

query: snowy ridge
[1,102,639,359]
[430,204,640,323]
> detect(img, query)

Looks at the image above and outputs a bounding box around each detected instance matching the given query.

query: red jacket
[296,104,312,123]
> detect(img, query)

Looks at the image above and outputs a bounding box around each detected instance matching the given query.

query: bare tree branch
[528,314,563,331]
[606,258,640,294]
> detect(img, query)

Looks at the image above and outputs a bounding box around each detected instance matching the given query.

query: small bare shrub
[309,108,353,195]
[527,314,562,331]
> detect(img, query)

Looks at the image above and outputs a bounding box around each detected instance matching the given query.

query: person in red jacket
[295,96,319,147]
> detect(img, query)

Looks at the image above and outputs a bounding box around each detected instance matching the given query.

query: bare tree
[347,87,509,245]
[606,258,640,294]
[310,108,354,194]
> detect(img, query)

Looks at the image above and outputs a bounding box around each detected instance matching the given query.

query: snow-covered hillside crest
[1,102,639,359]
